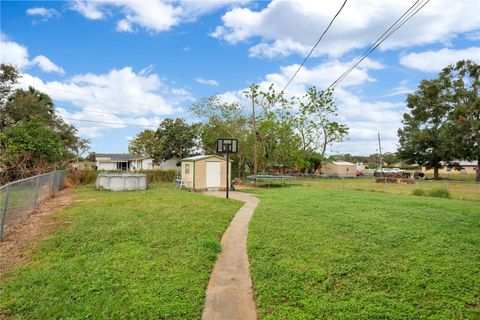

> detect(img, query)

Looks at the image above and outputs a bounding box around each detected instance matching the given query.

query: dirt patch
[0,188,75,277]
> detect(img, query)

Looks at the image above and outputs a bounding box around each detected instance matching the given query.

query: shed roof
[181,155,233,162]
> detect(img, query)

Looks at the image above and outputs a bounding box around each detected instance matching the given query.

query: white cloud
[196,77,220,86]
[26,7,60,19]
[383,80,413,98]
[400,47,480,72]
[0,36,65,74]
[0,36,30,68]
[17,67,191,138]
[71,1,105,20]
[31,55,65,74]
[71,0,249,33]
[213,0,480,59]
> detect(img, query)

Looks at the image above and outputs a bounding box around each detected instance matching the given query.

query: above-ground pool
[96,173,147,191]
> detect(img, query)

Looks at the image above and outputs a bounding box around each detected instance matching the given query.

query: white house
[95,154,177,171]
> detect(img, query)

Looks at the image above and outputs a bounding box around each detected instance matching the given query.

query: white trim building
[95,154,177,171]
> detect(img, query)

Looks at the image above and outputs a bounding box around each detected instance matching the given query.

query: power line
[280,0,348,93]
[326,0,430,91]
[62,117,158,129]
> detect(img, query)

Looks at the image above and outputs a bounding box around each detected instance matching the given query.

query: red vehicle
[356,168,364,176]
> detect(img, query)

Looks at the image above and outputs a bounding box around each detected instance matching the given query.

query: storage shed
[322,161,357,177]
[181,155,232,191]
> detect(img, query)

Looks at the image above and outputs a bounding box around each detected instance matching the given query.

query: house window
[117,162,128,171]
[185,164,190,174]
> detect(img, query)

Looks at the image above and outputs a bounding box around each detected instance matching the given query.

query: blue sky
[1,0,479,155]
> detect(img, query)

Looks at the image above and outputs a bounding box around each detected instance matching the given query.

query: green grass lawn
[0,184,242,319]
[247,186,480,319]
[301,177,480,202]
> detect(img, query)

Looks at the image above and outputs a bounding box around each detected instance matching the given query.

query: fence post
[384,177,387,193]
[0,186,11,240]
[33,175,40,210]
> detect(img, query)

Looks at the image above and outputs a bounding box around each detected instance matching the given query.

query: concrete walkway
[201,191,259,320]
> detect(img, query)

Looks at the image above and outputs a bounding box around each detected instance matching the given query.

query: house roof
[181,155,233,162]
[331,161,356,166]
[96,153,148,161]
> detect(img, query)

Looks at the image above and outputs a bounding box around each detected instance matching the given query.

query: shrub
[428,188,451,199]
[138,169,178,183]
[67,169,98,185]
[412,189,425,196]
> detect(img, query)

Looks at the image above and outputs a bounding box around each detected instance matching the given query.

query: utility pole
[251,94,257,175]
[378,132,383,169]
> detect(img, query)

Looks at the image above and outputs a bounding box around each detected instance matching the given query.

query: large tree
[128,129,161,157]
[191,96,252,177]
[397,78,454,179]
[255,84,302,173]
[0,66,88,179]
[439,60,480,181]
[154,118,199,163]
[0,63,20,109]
[296,87,348,171]
[0,119,65,180]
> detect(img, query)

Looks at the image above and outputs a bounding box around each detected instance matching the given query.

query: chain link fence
[0,170,67,240]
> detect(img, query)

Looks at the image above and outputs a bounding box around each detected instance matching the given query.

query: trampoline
[246,175,294,187]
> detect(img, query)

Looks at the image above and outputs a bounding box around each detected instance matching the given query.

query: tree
[0,86,88,179]
[255,84,302,173]
[86,152,96,162]
[0,63,20,109]
[398,79,454,179]
[296,87,348,170]
[154,118,199,163]
[0,119,65,180]
[128,130,161,157]
[383,152,398,166]
[439,60,480,181]
[191,96,252,177]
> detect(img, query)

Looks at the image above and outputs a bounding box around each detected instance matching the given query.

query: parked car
[356,169,364,176]
[373,168,393,176]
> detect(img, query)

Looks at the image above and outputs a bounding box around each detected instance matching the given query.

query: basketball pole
[226,151,229,199]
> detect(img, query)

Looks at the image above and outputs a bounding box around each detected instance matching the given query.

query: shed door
[206,162,221,188]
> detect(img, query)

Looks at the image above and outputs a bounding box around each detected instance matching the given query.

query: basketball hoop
[217,138,238,199]
[217,138,238,154]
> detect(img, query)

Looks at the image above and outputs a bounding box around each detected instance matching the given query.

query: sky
[1,0,479,156]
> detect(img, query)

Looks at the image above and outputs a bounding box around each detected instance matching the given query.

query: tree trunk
[476,158,480,183]
[433,167,440,180]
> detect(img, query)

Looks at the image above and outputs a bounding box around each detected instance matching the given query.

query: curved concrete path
[202,191,259,320]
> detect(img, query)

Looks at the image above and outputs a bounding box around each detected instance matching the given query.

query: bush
[412,187,451,198]
[138,169,178,183]
[412,189,425,196]
[67,169,98,185]
[428,188,451,199]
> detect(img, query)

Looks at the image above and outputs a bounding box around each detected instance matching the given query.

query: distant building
[321,161,357,177]
[95,154,177,171]
[421,160,478,175]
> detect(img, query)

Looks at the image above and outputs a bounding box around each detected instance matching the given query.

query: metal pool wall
[96,173,147,191]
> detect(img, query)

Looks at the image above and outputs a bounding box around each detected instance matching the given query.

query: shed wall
[181,158,232,191]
